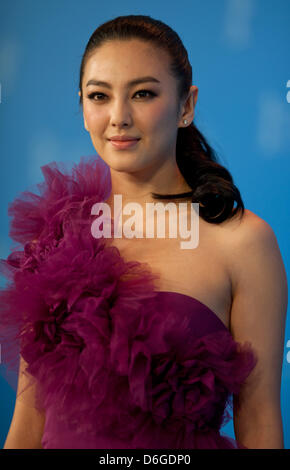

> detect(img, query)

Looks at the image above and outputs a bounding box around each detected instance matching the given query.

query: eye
[134,90,156,99]
[87,92,106,101]
[87,89,157,101]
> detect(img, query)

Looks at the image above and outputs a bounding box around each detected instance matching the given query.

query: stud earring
[183,119,188,125]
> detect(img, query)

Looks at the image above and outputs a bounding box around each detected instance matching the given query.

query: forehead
[83,39,171,82]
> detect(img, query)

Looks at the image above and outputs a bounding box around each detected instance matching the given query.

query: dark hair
[78,14,244,224]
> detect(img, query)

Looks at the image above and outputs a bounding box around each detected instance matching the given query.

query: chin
[104,153,148,173]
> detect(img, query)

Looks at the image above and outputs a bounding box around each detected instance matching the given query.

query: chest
[106,214,233,330]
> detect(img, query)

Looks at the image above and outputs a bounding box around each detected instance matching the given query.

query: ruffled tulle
[0,155,257,449]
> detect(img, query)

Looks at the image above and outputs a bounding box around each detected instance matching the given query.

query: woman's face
[80,39,197,175]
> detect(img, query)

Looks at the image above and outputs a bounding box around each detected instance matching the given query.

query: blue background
[0,0,289,448]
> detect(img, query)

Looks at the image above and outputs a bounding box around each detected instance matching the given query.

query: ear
[178,85,198,127]
[78,91,89,132]
[83,115,89,132]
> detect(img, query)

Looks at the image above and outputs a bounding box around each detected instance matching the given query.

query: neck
[106,160,192,208]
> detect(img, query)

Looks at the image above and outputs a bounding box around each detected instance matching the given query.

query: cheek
[147,101,177,130]
[83,100,175,133]
[84,106,103,129]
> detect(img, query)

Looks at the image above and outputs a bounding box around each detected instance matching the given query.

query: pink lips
[109,139,140,149]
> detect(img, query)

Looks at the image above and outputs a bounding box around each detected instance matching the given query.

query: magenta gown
[0,156,257,449]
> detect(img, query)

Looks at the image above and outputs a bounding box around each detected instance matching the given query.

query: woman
[1,15,287,449]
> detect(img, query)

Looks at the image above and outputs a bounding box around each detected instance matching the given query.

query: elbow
[234,406,284,449]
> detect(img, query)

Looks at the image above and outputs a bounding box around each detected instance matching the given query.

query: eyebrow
[86,76,161,88]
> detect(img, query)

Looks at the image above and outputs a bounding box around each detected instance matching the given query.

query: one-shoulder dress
[0,156,257,449]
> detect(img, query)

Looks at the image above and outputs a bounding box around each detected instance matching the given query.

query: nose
[110,98,132,127]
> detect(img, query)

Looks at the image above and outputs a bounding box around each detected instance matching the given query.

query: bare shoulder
[220,208,275,240]
[216,207,287,300]
[218,208,279,260]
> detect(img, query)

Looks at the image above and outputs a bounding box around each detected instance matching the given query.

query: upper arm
[3,355,46,449]
[226,211,288,445]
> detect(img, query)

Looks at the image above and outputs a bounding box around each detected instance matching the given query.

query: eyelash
[87,89,157,101]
